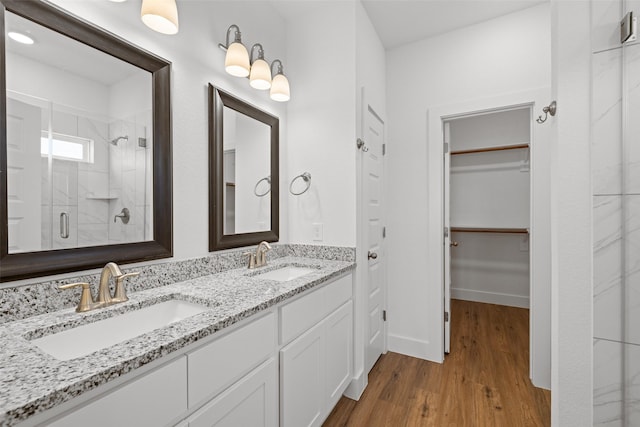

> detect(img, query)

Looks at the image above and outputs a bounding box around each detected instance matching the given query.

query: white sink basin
[31,299,208,361]
[254,266,316,282]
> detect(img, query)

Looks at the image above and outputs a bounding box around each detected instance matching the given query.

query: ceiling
[361,0,547,49]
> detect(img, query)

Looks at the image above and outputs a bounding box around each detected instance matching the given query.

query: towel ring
[289,172,311,195]
[254,176,271,197]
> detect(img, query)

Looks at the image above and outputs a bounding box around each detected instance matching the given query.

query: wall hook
[536,101,557,124]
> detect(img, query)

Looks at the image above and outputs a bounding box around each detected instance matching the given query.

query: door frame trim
[427,88,551,388]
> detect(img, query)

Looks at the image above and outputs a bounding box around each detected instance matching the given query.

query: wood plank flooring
[323,299,551,427]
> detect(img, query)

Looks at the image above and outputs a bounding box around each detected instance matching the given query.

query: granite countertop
[0,256,355,427]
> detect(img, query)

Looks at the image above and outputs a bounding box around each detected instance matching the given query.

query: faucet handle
[243,252,256,269]
[112,272,140,303]
[59,282,96,313]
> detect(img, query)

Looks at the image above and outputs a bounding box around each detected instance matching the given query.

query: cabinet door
[188,359,277,427]
[49,357,187,427]
[325,302,353,409]
[280,321,324,427]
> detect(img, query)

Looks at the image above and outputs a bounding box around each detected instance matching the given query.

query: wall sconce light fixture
[249,44,272,90]
[221,25,250,77]
[219,25,290,102]
[270,60,290,102]
[141,0,179,35]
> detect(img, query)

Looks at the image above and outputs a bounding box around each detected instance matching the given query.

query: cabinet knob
[368,251,378,260]
[450,241,458,247]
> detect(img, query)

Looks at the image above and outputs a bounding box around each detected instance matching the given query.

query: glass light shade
[141,0,179,35]
[270,74,290,102]
[249,59,272,90]
[225,42,250,77]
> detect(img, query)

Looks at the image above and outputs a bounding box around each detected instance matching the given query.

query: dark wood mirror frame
[0,0,173,282]
[209,85,279,251]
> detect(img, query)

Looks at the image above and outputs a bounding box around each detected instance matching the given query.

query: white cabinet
[48,357,187,427]
[325,302,353,409]
[280,299,353,427]
[33,273,353,427]
[280,321,325,427]
[188,359,278,427]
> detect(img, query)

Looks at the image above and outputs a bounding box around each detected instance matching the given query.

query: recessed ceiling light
[7,31,34,45]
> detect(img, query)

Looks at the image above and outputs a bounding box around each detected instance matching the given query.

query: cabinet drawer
[280,274,352,345]
[188,312,276,409]
[49,357,187,427]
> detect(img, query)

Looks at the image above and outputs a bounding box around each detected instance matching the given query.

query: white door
[443,122,452,354]
[6,98,41,253]
[363,104,385,374]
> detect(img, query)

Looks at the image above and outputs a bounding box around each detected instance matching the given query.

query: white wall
[550,1,592,424]
[6,53,110,116]
[234,115,271,233]
[385,3,550,361]
[280,1,357,247]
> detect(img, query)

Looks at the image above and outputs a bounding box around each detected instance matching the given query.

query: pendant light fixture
[249,44,272,90]
[270,60,290,102]
[140,0,179,35]
[221,25,250,77]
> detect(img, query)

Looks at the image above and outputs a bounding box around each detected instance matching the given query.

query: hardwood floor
[323,299,551,427]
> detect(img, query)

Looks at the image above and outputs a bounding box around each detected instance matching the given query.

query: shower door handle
[60,212,69,239]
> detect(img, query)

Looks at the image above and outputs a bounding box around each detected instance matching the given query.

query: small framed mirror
[209,85,278,250]
[0,0,172,281]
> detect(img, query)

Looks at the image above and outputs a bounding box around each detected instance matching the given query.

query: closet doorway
[428,90,551,389]
[444,107,531,351]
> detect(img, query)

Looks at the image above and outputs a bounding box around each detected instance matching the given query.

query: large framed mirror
[0,0,172,281]
[209,85,278,251]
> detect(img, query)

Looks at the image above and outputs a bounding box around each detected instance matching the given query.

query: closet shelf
[450,143,529,156]
[85,193,119,200]
[451,227,529,234]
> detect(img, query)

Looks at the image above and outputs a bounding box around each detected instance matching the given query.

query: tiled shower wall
[107,113,152,244]
[592,0,640,425]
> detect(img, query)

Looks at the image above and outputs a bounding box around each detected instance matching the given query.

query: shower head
[110,136,128,146]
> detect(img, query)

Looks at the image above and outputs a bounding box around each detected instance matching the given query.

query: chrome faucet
[59,262,139,312]
[244,241,272,269]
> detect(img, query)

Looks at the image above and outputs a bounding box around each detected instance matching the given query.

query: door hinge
[444,142,449,154]
[383,310,387,321]
[444,227,449,238]
[382,226,386,238]
[444,311,449,322]
[382,143,386,155]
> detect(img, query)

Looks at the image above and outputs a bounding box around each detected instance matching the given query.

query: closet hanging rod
[450,143,529,156]
[451,227,529,234]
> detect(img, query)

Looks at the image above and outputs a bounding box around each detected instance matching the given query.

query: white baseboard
[387,334,442,363]
[343,368,368,401]
[451,288,529,308]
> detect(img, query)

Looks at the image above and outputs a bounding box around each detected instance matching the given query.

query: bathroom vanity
[0,256,355,427]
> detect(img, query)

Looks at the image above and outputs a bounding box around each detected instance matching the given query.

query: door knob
[368,251,378,260]
[450,241,458,247]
